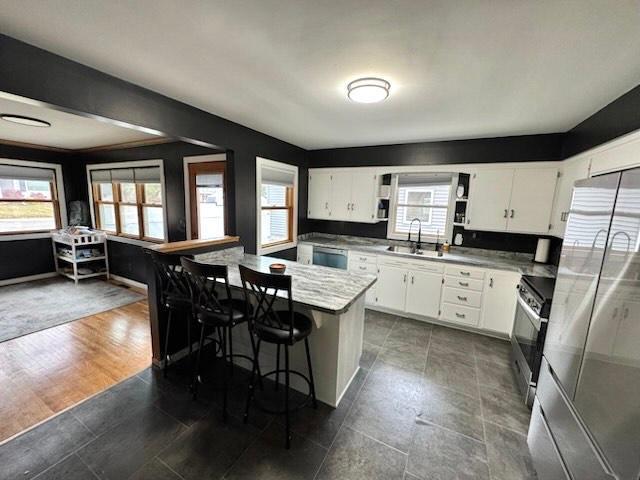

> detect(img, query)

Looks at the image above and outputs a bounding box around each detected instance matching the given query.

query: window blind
[262,166,295,187]
[0,164,55,181]
[90,166,161,184]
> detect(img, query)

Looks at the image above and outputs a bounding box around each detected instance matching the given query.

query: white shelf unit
[52,231,109,284]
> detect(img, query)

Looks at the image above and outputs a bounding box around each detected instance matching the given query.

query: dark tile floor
[0,310,537,480]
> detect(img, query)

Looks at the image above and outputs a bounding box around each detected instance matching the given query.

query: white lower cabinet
[405,270,443,318]
[480,269,520,335]
[376,264,408,311]
[296,244,313,265]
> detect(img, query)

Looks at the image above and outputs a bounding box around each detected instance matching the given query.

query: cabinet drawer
[444,265,485,280]
[537,359,615,480]
[442,286,482,308]
[528,398,571,480]
[443,276,484,291]
[348,261,377,274]
[349,251,377,264]
[440,302,481,326]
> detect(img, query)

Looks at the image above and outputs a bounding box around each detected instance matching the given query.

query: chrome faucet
[408,218,422,251]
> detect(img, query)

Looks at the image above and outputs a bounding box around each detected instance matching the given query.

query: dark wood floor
[0,299,151,443]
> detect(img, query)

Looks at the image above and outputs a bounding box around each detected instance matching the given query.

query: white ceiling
[1,0,639,150]
[0,95,161,150]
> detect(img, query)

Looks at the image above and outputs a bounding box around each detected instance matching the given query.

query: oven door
[511,295,546,405]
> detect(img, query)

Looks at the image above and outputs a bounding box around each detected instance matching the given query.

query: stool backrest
[180,257,232,320]
[147,250,191,302]
[238,264,294,340]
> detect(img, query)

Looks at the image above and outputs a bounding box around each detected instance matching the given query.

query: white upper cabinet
[508,167,559,233]
[467,167,559,234]
[467,169,514,231]
[308,171,332,220]
[549,157,590,238]
[308,168,380,223]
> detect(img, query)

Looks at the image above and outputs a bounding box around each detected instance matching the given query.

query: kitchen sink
[386,245,443,257]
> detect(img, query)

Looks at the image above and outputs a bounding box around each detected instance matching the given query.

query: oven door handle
[516,295,546,330]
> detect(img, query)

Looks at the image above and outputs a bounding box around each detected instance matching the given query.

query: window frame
[0,159,66,239]
[87,160,167,244]
[387,174,457,243]
[256,157,298,255]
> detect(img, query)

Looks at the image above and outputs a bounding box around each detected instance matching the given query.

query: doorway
[186,158,227,239]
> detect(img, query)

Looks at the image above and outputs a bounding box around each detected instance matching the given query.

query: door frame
[183,153,227,240]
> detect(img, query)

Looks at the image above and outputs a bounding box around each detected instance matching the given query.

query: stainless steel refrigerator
[528,167,640,480]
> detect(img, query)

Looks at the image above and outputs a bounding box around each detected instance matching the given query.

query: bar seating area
[149,249,318,448]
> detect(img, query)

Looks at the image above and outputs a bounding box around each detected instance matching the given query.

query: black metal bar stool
[181,257,258,421]
[147,250,194,378]
[239,264,317,449]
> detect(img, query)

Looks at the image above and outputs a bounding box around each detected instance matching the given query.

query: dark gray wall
[0,143,81,281]
[563,84,640,158]
[0,34,308,261]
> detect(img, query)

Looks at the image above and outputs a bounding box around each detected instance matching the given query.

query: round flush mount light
[347,77,391,103]
[0,114,51,128]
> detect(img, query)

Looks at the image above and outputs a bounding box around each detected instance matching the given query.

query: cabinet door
[481,270,520,335]
[405,270,442,318]
[375,264,407,311]
[550,159,590,237]
[296,244,313,265]
[308,172,332,219]
[507,167,559,233]
[350,171,378,223]
[329,172,352,221]
[467,169,513,231]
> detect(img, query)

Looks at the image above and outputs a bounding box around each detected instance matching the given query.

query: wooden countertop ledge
[151,236,240,254]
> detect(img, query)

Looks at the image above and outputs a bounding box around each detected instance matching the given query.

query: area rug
[0,277,145,343]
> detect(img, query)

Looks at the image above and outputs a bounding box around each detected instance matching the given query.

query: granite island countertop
[300,234,557,278]
[195,247,376,314]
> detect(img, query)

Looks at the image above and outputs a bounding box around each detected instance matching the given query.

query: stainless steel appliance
[312,246,348,269]
[528,168,640,480]
[511,274,555,407]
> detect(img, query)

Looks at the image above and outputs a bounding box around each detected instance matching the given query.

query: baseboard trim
[109,274,147,291]
[0,272,57,287]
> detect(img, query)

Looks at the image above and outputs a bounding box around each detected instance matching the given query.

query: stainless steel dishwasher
[312,246,348,269]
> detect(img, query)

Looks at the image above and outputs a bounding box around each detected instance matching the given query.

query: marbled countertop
[300,234,557,278]
[195,247,376,314]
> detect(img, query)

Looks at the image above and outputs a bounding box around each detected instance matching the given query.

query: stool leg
[228,324,234,377]
[304,337,318,409]
[248,331,264,390]
[244,339,261,424]
[221,326,228,422]
[163,310,173,378]
[187,312,193,368]
[285,345,291,449]
[192,324,206,400]
[275,343,281,391]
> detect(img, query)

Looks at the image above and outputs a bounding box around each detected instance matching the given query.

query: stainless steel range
[510,274,555,407]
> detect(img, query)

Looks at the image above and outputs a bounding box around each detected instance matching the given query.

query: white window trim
[183,153,227,240]
[387,174,457,243]
[86,159,168,244]
[256,157,298,255]
[0,158,67,241]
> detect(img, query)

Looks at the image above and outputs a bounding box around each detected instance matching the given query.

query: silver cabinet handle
[489,277,494,288]
[457,295,467,301]
[358,265,367,270]
[503,209,508,218]
[510,209,514,218]
[403,274,407,283]
[325,202,328,210]
[411,275,414,284]
[459,271,470,276]
[359,257,367,261]
[455,312,466,318]
[459,281,469,287]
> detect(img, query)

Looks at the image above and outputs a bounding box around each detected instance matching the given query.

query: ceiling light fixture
[0,114,51,128]
[347,77,391,103]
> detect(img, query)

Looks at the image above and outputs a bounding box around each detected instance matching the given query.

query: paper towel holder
[533,238,550,264]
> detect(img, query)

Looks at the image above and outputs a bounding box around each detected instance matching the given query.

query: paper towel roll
[534,238,550,263]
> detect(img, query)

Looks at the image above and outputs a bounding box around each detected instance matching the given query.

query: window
[0,164,60,234]
[90,165,165,241]
[257,158,298,254]
[389,173,453,241]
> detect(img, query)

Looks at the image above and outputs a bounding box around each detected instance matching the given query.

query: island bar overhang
[146,238,376,407]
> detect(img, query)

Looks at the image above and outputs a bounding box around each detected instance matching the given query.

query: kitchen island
[195,247,376,407]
